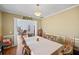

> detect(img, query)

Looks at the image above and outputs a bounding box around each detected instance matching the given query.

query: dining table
[26,36,63,55]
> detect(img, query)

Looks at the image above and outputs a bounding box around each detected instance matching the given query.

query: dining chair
[58,36,75,55]
[42,33,46,38]
[0,35,3,55]
[63,37,74,55]
[56,36,65,44]
[45,34,50,40]
[50,35,57,41]
[42,33,48,39]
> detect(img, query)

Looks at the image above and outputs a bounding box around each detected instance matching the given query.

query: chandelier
[34,4,41,16]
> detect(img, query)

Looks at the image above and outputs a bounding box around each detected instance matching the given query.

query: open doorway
[14,18,37,46]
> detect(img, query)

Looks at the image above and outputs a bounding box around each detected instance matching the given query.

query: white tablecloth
[26,36,63,55]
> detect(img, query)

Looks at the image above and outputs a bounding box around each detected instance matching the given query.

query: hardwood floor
[3,46,17,55]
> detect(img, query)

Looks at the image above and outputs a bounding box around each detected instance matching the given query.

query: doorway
[14,18,37,46]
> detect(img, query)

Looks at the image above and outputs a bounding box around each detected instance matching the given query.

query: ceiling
[0,4,76,19]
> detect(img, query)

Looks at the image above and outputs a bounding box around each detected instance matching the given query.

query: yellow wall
[2,12,23,35]
[0,12,2,35]
[41,6,79,38]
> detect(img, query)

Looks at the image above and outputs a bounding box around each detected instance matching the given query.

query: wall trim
[42,4,79,20]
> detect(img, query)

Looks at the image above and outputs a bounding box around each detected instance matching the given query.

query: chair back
[23,45,31,55]
[56,36,65,44]
[63,36,75,54]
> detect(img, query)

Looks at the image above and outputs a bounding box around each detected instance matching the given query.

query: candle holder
[37,38,39,41]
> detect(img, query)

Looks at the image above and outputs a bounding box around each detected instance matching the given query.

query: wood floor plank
[3,47,17,55]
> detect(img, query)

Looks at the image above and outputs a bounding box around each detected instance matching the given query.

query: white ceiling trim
[43,4,79,19]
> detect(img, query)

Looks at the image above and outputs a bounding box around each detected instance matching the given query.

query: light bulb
[34,12,41,16]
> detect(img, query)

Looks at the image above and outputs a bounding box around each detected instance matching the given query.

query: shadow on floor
[73,50,79,55]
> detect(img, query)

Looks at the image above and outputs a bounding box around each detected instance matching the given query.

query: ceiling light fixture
[34,4,41,16]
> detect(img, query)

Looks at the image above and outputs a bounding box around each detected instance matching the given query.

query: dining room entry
[14,18,37,46]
